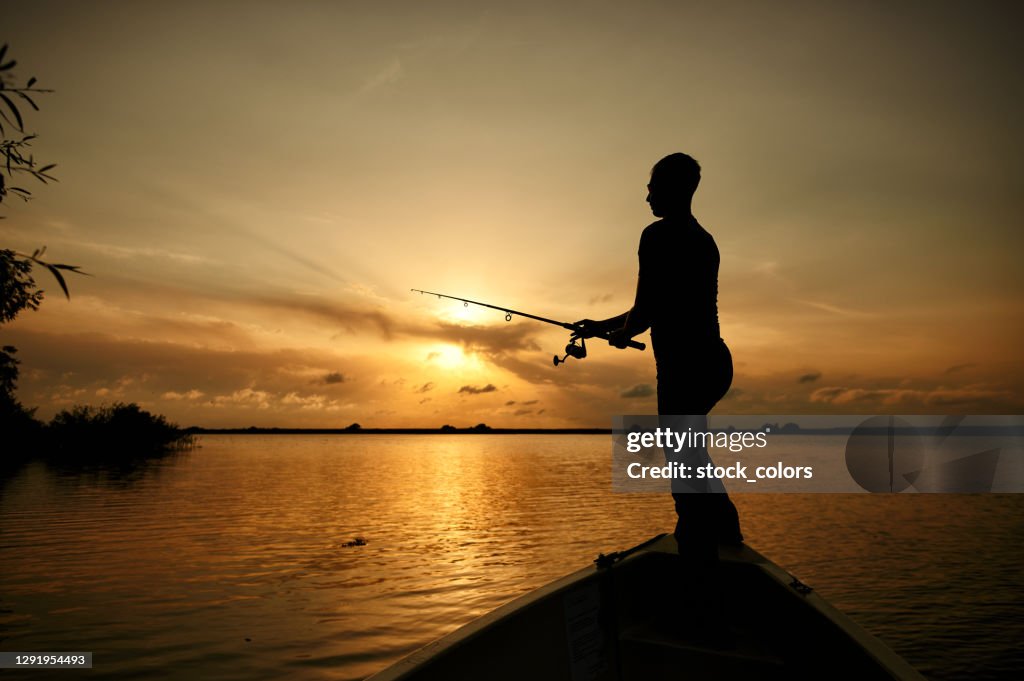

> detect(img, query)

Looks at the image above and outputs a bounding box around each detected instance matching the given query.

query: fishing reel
[553,337,587,366]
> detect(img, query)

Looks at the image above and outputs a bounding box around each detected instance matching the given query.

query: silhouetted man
[576,153,742,604]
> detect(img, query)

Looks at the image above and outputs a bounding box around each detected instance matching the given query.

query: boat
[366,534,926,681]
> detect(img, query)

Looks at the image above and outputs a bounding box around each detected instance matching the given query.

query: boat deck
[368,535,925,681]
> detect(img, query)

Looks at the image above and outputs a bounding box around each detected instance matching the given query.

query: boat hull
[367,535,924,681]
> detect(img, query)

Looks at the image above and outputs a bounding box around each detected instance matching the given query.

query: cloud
[162,389,205,400]
[57,281,400,347]
[944,363,976,374]
[213,388,272,409]
[458,384,497,395]
[356,57,403,97]
[810,387,844,401]
[505,400,516,405]
[416,382,435,393]
[432,321,541,354]
[3,328,417,427]
[247,295,543,357]
[323,371,346,384]
[253,295,397,339]
[621,384,655,398]
[281,392,341,411]
[68,240,213,265]
[797,372,822,384]
[809,385,1015,408]
[588,293,614,304]
[793,299,875,318]
[86,281,547,362]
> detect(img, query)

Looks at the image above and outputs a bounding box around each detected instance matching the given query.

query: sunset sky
[2,1,1022,427]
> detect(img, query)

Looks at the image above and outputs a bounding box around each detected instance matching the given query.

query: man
[576,152,742,570]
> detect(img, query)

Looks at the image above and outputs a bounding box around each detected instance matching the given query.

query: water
[1,435,1022,680]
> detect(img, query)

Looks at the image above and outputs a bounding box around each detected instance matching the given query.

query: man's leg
[658,374,743,545]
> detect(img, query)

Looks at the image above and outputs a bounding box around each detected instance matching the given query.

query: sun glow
[426,344,469,369]
[438,302,488,325]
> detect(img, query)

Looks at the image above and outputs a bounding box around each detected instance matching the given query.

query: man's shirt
[636,216,722,367]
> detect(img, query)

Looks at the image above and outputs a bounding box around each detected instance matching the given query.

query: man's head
[646,153,700,218]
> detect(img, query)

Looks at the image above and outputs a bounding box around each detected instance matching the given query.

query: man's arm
[576,273,653,344]
[607,275,652,347]
[576,227,653,345]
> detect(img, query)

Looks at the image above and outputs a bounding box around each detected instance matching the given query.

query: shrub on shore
[46,402,194,455]
[3,402,194,465]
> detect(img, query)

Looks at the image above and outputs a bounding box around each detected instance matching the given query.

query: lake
[2,435,1022,680]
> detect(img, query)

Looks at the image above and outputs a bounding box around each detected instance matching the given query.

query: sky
[2,0,1022,427]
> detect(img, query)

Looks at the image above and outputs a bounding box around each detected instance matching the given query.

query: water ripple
[1,435,1022,680]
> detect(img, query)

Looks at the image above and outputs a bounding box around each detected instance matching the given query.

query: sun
[438,302,487,325]
[426,344,468,369]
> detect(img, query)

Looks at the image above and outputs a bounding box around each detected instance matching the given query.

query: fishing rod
[411,289,645,366]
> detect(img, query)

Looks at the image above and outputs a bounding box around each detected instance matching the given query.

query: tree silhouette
[0,45,189,460]
[1,43,97,454]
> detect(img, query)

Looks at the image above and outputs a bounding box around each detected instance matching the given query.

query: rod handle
[596,333,645,351]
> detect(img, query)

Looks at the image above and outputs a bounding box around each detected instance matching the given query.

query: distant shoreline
[186,427,612,435]
[185,425,1024,436]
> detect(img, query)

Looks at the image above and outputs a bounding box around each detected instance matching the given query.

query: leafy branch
[0,43,57,208]
[14,246,90,299]
[0,43,85,303]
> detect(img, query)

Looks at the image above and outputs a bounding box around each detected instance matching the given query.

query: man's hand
[606,327,632,349]
[572,319,603,339]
